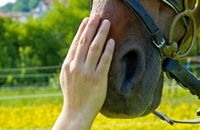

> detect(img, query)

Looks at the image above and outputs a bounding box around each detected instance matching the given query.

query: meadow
[0,83,200,130]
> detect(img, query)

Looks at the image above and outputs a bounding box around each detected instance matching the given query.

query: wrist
[62,103,97,130]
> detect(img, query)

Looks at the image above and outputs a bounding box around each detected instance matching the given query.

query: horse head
[90,0,200,118]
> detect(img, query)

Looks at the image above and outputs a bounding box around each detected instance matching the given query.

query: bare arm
[52,14,115,130]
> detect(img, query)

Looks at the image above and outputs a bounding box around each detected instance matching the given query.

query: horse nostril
[120,50,145,94]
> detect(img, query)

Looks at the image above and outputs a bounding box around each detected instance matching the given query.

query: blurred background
[0,0,199,129]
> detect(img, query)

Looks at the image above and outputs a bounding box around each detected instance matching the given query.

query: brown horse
[90,0,200,118]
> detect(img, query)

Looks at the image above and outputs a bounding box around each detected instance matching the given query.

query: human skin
[52,14,115,130]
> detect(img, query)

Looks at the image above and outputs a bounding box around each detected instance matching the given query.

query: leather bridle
[90,0,200,125]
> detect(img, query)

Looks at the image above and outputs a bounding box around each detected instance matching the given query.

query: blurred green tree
[2,0,42,12]
[0,0,90,87]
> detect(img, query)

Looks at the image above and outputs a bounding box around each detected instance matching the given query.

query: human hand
[53,14,115,130]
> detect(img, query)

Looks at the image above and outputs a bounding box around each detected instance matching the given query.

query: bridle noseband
[90,0,200,125]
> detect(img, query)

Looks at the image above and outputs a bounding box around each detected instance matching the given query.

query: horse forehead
[91,0,160,20]
[91,0,159,9]
[91,0,131,25]
[92,0,113,12]
[91,0,161,37]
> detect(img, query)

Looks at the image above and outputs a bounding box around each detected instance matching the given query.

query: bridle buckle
[151,30,167,51]
[153,38,166,49]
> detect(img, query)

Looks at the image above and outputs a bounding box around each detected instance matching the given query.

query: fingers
[96,39,115,75]
[74,14,101,64]
[64,14,115,77]
[85,20,111,70]
[66,17,89,62]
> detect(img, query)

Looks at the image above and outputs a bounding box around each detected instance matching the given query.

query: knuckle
[82,71,97,81]
[88,19,97,28]
[70,65,81,75]
[62,62,70,71]
[90,43,101,52]
[102,54,110,63]
[73,40,79,46]
[82,71,92,78]
[99,27,108,34]
[79,37,89,45]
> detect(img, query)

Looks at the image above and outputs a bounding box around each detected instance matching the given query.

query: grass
[0,84,200,129]
[0,87,62,107]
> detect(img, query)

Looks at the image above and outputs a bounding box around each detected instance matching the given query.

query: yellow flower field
[0,87,200,130]
[0,103,200,130]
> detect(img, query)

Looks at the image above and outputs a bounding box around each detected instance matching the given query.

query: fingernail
[102,20,111,27]
[108,39,115,47]
[83,17,89,23]
[83,17,89,21]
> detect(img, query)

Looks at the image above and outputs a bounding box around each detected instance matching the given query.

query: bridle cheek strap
[164,58,200,99]
[154,58,200,125]
[155,58,200,125]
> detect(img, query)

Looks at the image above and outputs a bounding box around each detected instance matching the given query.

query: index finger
[66,17,89,62]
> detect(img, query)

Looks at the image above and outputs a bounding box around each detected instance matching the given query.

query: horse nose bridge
[118,44,146,94]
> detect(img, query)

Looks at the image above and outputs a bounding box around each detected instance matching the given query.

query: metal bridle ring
[168,0,198,59]
[185,0,199,12]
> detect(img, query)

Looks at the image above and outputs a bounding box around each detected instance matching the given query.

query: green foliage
[28,0,42,9]
[1,0,197,87]
[0,18,18,68]
[0,0,90,87]
[2,0,42,12]
[1,3,13,12]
